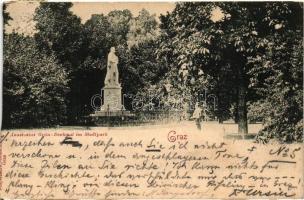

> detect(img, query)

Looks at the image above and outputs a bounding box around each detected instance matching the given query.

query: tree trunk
[237,66,248,135]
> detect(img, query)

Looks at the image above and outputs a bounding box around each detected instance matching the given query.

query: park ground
[3,121,263,142]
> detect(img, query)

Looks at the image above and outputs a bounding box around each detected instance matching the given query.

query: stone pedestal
[101,85,123,111]
[91,84,134,118]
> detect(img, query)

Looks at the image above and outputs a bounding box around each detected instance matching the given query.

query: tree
[74,14,112,119]
[80,9,165,114]
[34,3,85,68]
[117,39,167,104]
[158,2,302,136]
[107,9,132,46]
[113,10,166,109]
[3,3,12,26]
[33,2,88,124]
[84,14,111,62]
[3,33,69,128]
[247,13,303,142]
[127,9,159,47]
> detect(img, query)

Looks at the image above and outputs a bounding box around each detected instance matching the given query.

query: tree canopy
[127,9,159,47]
[3,33,69,128]
[34,3,85,71]
[157,2,303,140]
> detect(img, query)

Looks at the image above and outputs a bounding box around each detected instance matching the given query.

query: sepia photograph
[0,1,303,199]
[2,1,303,142]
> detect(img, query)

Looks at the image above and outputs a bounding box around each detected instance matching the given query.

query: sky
[5,2,176,35]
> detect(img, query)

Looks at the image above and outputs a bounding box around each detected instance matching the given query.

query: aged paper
[0,126,303,199]
[1,1,303,199]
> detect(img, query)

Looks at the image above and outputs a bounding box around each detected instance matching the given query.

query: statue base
[101,85,123,111]
[90,84,134,118]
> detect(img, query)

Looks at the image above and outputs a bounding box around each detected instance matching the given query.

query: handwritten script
[0,129,303,199]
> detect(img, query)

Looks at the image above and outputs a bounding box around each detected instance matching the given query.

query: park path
[4,121,263,142]
[89,121,263,141]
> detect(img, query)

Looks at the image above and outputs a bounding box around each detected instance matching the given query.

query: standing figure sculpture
[90,45,133,118]
[105,47,120,86]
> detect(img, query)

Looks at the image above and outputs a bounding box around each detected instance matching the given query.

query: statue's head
[110,47,116,53]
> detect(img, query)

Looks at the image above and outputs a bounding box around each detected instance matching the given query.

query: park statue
[105,47,120,86]
[90,46,136,119]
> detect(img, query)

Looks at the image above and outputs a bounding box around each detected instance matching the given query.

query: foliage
[127,9,159,47]
[79,9,161,115]
[158,2,249,132]
[34,2,86,71]
[109,9,166,110]
[76,14,112,120]
[116,39,167,110]
[33,2,89,124]
[157,2,303,137]
[107,9,132,46]
[83,14,110,64]
[249,30,303,143]
[3,3,12,26]
[3,33,69,128]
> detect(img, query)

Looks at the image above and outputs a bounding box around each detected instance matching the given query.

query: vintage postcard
[0,1,303,199]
